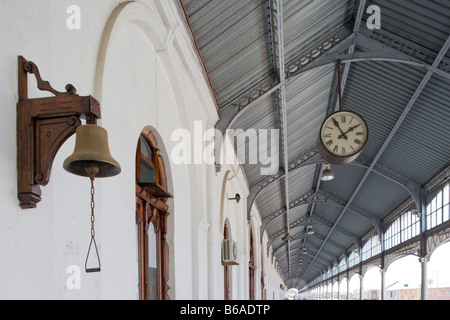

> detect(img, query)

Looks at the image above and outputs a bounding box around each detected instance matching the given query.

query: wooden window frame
[136,128,171,300]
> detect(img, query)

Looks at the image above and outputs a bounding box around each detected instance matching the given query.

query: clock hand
[332,118,347,140]
[338,124,361,139]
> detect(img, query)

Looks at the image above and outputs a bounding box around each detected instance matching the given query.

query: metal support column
[380,268,386,300]
[421,257,429,300]
[346,276,350,300]
[360,275,364,300]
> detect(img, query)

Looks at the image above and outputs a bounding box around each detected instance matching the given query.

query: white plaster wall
[0,0,286,300]
[0,0,121,300]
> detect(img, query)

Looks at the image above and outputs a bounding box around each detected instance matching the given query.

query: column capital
[420,257,430,263]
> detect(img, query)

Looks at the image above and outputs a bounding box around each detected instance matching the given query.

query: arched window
[135,128,172,300]
[249,228,255,300]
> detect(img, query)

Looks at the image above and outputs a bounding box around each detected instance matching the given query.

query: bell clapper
[84,162,100,180]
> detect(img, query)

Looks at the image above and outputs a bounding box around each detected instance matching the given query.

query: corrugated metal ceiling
[180,0,450,288]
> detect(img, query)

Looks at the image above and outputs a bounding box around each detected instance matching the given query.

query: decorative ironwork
[384,241,420,269]
[426,228,450,258]
[367,29,436,65]
[286,24,353,78]
[229,77,278,113]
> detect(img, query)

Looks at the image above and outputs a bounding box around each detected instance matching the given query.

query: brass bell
[63,124,121,178]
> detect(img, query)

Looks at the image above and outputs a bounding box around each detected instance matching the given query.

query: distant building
[427,288,450,300]
[386,287,450,300]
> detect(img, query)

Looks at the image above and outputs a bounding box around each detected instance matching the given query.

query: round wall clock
[317,110,368,165]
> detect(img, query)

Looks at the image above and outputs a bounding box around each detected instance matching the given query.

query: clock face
[320,111,368,158]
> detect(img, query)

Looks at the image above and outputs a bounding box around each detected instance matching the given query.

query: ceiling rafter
[260,190,314,240]
[295,235,346,278]
[265,214,310,253]
[254,148,423,233]
[246,25,440,220]
[248,147,319,221]
[272,231,307,254]
[278,244,334,270]
[292,161,325,276]
[274,231,347,258]
[278,241,338,265]
[214,14,450,167]
[213,25,355,155]
[265,212,361,257]
[265,0,294,276]
[300,33,450,280]
[315,190,382,233]
[181,0,450,287]
[357,26,450,81]
[311,214,362,250]
[261,188,382,242]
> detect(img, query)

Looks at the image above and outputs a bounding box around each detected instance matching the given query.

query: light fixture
[306,225,315,235]
[321,164,334,181]
[17,56,121,272]
[302,247,307,255]
[228,193,241,203]
[282,233,294,242]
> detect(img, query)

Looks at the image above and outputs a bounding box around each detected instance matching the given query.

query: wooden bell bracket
[17,56,101,209]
